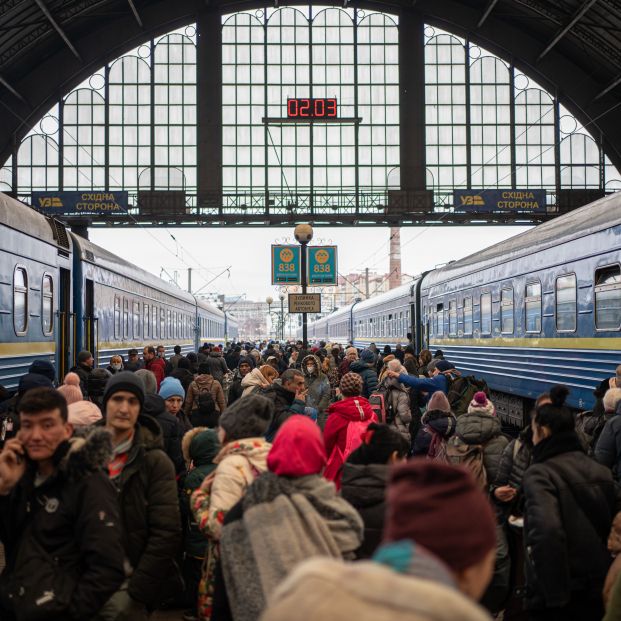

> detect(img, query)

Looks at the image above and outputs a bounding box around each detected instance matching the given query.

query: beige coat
[191,437,271,540]
[261,558,492,621]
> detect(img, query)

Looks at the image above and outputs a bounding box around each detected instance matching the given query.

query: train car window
[464,297,473,335]
[144,304,150,338]
[595,266,621,330]
[133,302,140,340]
[556,274,577,332]
[448,302,457,336]
[160,308,166,339]
[152,305,158,339]
[173,311,177,339]
[123,298,129,339]
[525,282,542,333]
[167,309,172,338]
[501,288,514,334]
[114,296,121,340]
[481,293,492,335]
[42,274,54,336]
[436,304,444,337]
[13,266,28,335]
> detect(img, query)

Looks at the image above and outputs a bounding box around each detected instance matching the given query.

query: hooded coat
[142,393,185,475]
[412,408,458,457]
[218,417,363,621]
[381,376,412,440]
[301,355,331,426]
[340,462,389,559]
[523,431,621,615]
[241,368,269,397]
[323,397,377,488]
[261,555,492,621]
[0,429,125,621]
[110,414,182,608]
[349,360,379,400]
[182,428,220,558]
[451,407,508,484]
[185,374,226,416]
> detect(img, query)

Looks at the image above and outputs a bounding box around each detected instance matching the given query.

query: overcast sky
[89,224,532,302]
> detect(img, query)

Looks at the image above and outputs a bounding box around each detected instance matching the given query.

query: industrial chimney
[388,227,402,289]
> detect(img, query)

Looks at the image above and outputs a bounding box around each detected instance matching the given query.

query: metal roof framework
[1,0,621,188]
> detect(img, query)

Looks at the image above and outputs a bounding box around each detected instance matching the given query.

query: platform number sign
[271,245,301,285]
[308,246,338,286]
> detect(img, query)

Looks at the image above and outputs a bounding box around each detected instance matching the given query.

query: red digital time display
[287,98,338,118]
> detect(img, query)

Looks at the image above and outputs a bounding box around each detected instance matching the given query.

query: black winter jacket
[492,428,533,492]
[0,429,125,620]
[349,361,379,399]
[595,410,621,479]
[204,353,229,384]
[260,384,306,442]
[340,462,388,559]
[69,362,92,398]
[142,394,185,475]
[412,409,457,456]
[111,415,182,608]
[523,431,621,611]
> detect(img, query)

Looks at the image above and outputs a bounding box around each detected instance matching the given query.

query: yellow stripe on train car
[429,337,621,351]
[0,342,56,356]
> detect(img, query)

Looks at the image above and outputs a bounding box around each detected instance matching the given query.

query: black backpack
[196,387,216,415]
[446,374,490,416]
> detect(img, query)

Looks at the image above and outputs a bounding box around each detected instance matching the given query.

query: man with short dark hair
[143,346,165,390]
[0,388,125,620]
[261,369,307,441]
[102,373,181,618]
[70,350,94,397]
[125,348,143,373]
[169,345,183,371]
[156,345,167,361]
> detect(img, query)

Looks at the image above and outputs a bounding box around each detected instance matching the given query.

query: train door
[84,279,98,362]
[57,268,72,379]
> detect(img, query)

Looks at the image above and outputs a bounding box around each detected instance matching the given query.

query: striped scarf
[108,431,134,480]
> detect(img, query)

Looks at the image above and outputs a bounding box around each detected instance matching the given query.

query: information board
[271,245,301,285]
[31,191,129,215]
[454,189,546,213]
[307,245,338,285]
[289,293,322,314]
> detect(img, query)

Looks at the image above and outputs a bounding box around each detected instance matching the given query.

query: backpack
[574,410,608,456]
[324,399,372,485]
[426,428,449,463]
[196,384,216,415]
[446,437,488,489]
[369,384,395,424]
[446,375,490,416]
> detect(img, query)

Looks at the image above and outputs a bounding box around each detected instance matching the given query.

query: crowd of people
[1,339,621,621]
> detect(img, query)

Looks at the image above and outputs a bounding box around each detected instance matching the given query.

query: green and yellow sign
[271,245,301,285]
[308,245,338,285]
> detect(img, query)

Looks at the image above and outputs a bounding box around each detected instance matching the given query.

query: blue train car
[0,194,73,388]
[422,193,621,422]
[71,234,227,368]
[0,191,231,389]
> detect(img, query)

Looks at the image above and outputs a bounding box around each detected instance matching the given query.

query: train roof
[0,193,70,250]
[423,191,621,287]
[354,280,416,313]
[71,233,223,318]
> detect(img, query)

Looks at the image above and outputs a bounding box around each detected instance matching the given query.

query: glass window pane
[42,275,53,334]
[14,267,28,334]
[525,282,542,333]
[556,275,577,331]
[501,288,514,334]
[481,293,491,335]
[464,296,473,335]
[595,266,621,330]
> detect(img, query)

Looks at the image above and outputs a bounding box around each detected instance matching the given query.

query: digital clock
[287,98,338,118]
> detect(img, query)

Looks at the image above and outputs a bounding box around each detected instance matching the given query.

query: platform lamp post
[294,223,314,347]
[265,296,273,339]
[279,292,285,341]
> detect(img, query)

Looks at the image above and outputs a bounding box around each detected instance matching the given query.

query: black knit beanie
[347,423,409,465]
[102,371,145,411]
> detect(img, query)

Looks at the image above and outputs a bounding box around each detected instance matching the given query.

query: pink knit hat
[58,372,83,405]
[68,401,102,427]
[467,391,495,417]
[427,391,451,413]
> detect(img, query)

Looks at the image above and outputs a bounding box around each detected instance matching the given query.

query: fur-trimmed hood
[58,427,114,480]
[182,426,220,465]
[302,354,325,379]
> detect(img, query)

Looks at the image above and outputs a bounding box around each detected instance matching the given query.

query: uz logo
[460,195,485,206]
[38,197,63,208]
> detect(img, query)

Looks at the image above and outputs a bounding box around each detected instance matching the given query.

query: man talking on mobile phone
[0,387,125,621]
